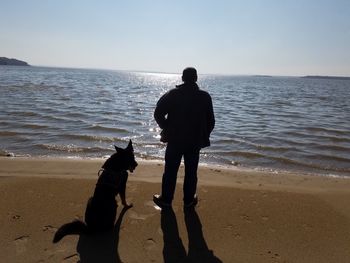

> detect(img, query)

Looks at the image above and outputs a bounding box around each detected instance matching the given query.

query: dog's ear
[126,139,133,152]
[114,145,122,152]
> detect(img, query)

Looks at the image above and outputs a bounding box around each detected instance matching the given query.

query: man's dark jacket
[154,82,215,149]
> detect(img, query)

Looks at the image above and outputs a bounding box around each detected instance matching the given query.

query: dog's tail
[53,220,88,243]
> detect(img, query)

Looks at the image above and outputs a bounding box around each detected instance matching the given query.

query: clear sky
[1,0,350,76]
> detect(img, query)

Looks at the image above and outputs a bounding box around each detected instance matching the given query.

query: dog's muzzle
[129,161,138,173]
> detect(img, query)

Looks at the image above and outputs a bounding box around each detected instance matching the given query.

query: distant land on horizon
[302,75,350,80]
[252,75,273,78]
[0,59,349,79]
[0,57,30,66]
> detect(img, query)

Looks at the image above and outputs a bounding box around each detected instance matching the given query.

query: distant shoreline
[0,57,30,66]
[301,75,350,80]
[1,62,349,78]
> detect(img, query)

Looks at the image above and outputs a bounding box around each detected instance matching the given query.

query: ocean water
[0,66,349,177]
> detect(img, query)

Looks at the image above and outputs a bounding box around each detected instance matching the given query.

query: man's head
[182,67,198,83]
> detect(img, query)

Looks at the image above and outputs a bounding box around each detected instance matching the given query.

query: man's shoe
[184,195,198,208]
[153,194,171,208]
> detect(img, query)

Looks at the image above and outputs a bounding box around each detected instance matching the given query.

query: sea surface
[1,66,350,177]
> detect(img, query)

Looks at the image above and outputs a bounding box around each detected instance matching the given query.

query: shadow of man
[161,207,222,263]
[161,208,187,263]
[76,206,131,263]
[184,207,222,263]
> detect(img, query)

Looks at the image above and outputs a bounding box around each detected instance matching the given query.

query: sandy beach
[1,157,350,263]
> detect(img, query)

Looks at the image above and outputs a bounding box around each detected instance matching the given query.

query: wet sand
[1,157,350,262]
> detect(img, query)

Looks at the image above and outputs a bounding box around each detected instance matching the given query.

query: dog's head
[103,140,138,173]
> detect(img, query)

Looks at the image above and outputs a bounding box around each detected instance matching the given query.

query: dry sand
[1,157,350,263]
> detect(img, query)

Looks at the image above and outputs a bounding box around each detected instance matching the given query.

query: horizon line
[2,63,350,79]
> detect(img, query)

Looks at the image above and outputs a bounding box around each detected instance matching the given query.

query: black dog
[53,140,138,243]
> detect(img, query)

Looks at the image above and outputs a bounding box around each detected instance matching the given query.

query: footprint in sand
[261,216,269,221]
[128,184,138,193]
[201,188,208,193]
[267,250,281,260]
[240,214,252,223]
[11,214,21,220]
[144,200,156,208]
[42,225,57,233]
[225,225,234,230]
[302,223,313,230]
[260,192,268,198]
[269,228,276,233]
[14,235,29,254]
[68,202,82,208]
[62,253,79,262]
[129,211,155,220]
[233,233,242,239]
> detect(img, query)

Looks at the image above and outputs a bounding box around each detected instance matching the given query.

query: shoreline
[1,154,349,179]
[1,156,350,193]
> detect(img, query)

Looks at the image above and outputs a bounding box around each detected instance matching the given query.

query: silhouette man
[153,67,215,207]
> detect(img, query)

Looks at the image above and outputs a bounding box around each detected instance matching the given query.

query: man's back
[154,82,215,148]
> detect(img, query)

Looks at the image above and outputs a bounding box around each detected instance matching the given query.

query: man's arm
[154,93,169,129]
[207,95,215,134]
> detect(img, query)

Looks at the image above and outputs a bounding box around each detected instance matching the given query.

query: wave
[0,149,14,157]
[283,131,350,143]
[211,149,350,173]
[5,111,40,117]
[327,136,350,143]
[215,138,295,152]
[37,114,80,123]
[63,134,121,143]
[314,144,350,152]
[308,154,350,163]
[268,155,350,173]
[0,131,21,136]
[214,150,266,159]
[19,123,50,130]
[253,144,291,152]
[61,112,87,118]
[87,125,129,133]
[305,126,349,136]
[38,143,111,154]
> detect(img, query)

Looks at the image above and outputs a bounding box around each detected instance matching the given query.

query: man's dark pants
[161,143,200,204]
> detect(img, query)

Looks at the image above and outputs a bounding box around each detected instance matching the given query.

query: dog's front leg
[120,191,133,208]
[119,172,133,208]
